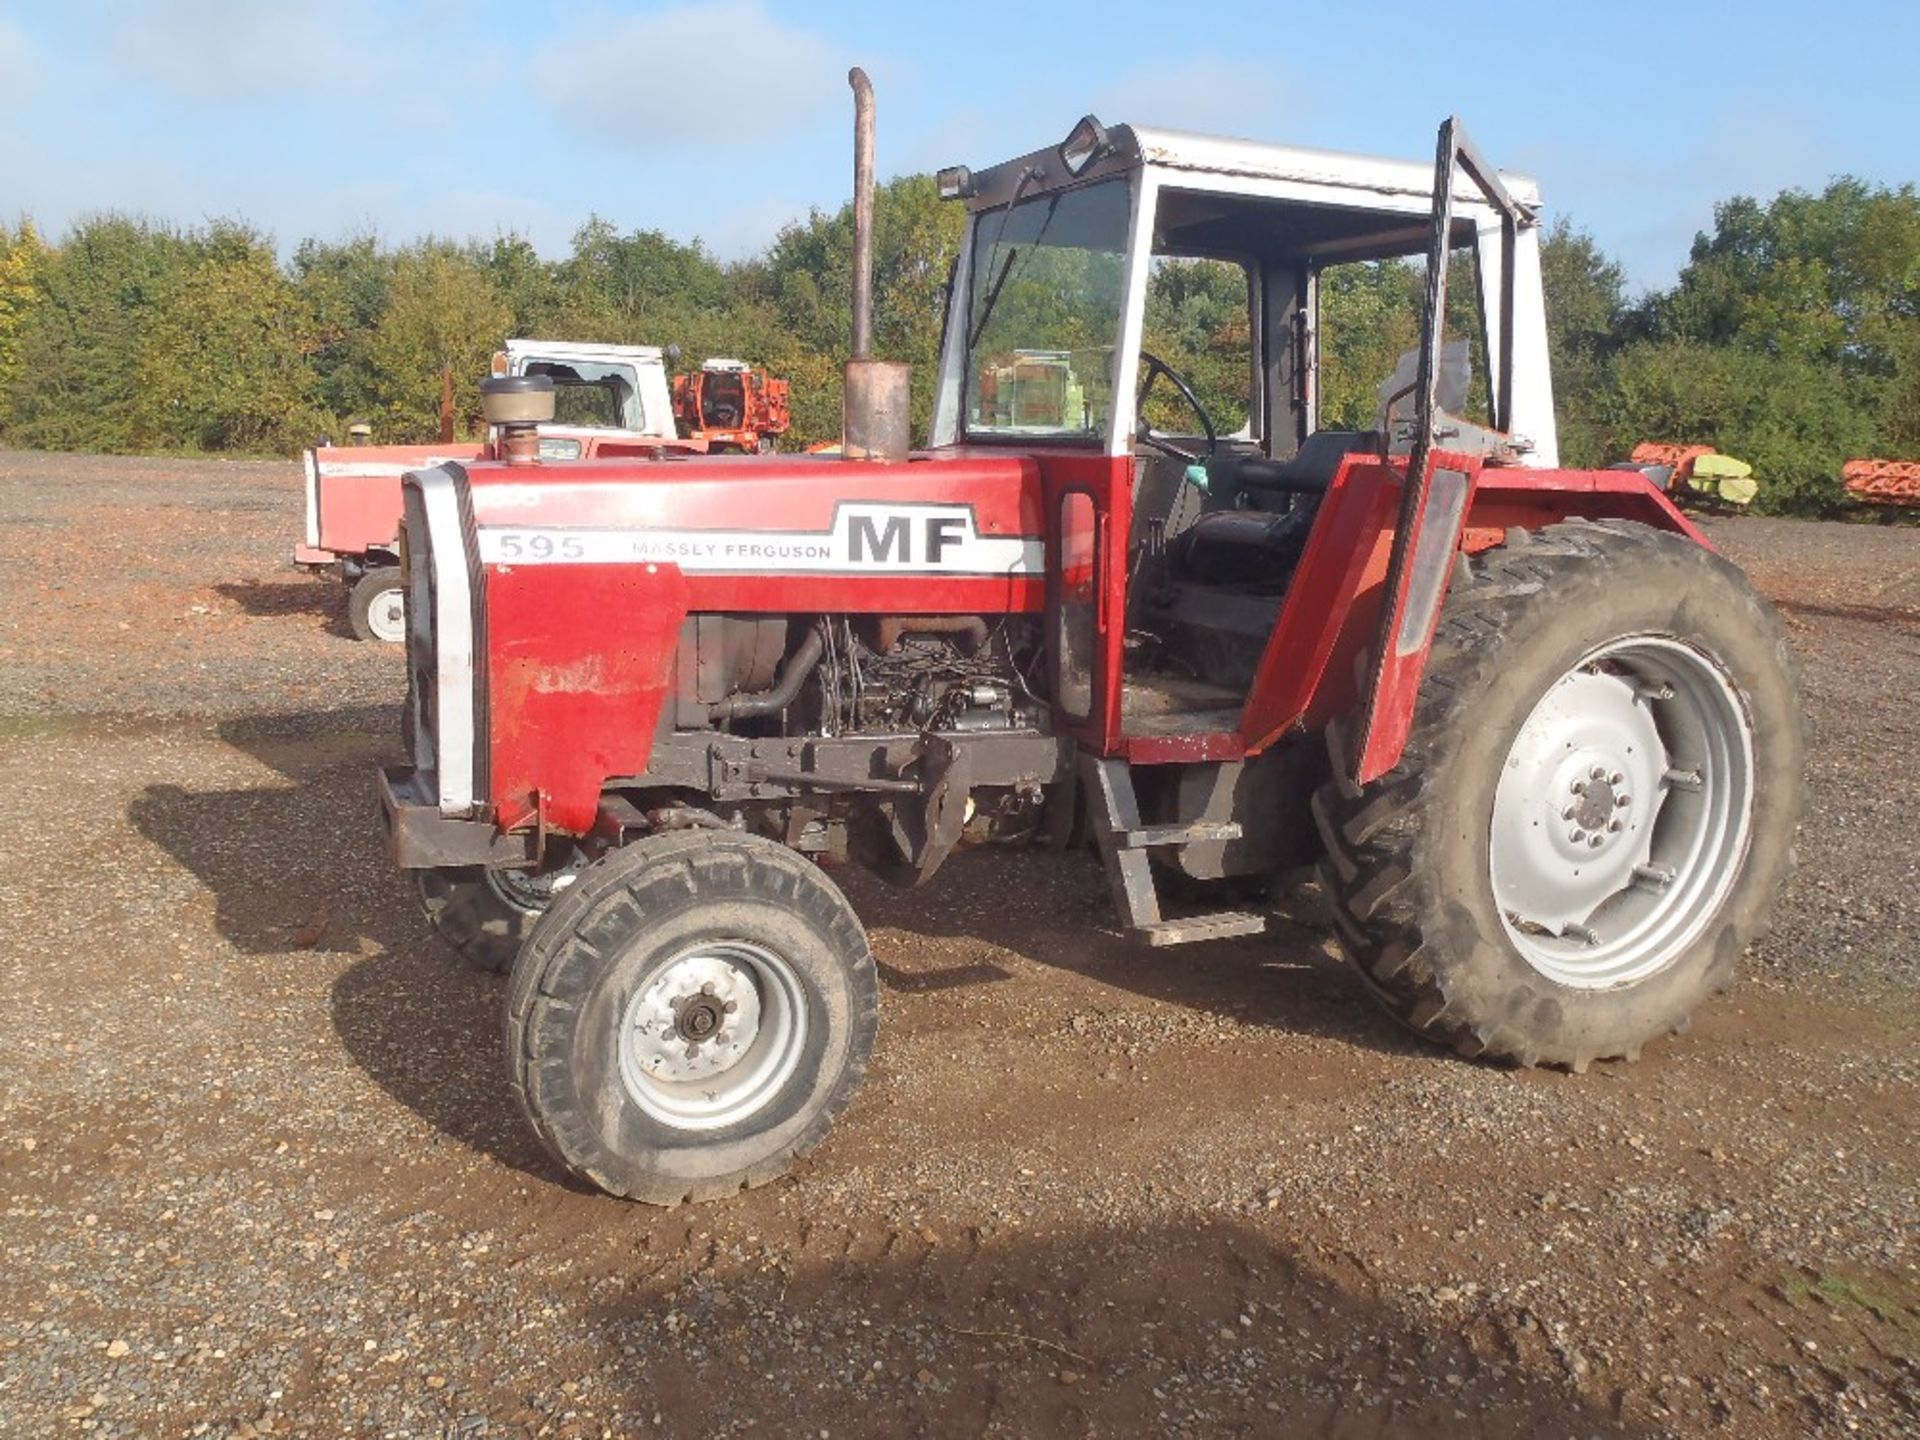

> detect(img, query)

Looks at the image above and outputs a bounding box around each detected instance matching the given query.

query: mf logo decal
[477,502,1043,576]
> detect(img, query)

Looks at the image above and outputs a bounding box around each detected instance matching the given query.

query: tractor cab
[930,118,1554,776]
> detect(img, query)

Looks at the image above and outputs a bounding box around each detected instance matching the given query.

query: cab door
[1042,452,1134,752]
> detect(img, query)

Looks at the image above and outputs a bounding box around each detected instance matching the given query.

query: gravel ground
[0,449,1913,1439]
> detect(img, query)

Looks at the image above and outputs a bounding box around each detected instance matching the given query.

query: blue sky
[0,0,1913,291]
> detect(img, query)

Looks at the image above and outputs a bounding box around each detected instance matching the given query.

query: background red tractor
[378,80,1804,1206]
[296,340,700,641]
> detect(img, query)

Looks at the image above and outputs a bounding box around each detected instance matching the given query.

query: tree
[1594,339,1876,514]
[1657,179,1920,378]
[764,174,966,442]
[1142,258,1254,434]
[292,233,394,431]
[486,234,563,339]
[7,215,191,452]
[1538,218,1628,467]
[133,222,317,452]
[558,218,731,335]
[1317,260,1420,430]
[0,220,52,430]
[365,245,513,441]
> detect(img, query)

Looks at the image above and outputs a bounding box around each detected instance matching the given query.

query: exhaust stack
[840,66,911,462]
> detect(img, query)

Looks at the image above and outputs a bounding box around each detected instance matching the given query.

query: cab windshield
[963,179,1131,442]
[522,359,645,431]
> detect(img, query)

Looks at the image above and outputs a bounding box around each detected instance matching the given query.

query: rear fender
[1462,468,1707,551]
[1238,463,1702,774]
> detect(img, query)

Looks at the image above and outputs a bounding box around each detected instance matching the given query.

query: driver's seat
[1168,430,1384,589]
[1212,429,1383,506]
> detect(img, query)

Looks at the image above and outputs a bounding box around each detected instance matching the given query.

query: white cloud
[529,1,845,148]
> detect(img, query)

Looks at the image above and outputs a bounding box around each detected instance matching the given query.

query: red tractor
[296,341,700,641]
[672,358,791,453]
[379,76,1803,1204]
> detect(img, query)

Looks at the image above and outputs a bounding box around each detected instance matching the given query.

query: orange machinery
[1843,459,1920,509]
[672,358,791,453]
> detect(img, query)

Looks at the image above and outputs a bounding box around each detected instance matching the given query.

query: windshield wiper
[965,167,1048,351]
[967,249,1017,350]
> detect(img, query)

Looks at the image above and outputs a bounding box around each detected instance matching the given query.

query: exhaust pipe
[841,66,911,462]
[849,66,875,365]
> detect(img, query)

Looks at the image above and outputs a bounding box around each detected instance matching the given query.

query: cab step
[1131,911,1267,947]
[1117,820,1242,850]
[1080,756,1265,949]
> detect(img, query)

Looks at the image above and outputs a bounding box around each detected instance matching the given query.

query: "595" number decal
[490,532,587,562]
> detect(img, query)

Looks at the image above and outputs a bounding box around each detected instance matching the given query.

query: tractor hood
[457,451,1047,589]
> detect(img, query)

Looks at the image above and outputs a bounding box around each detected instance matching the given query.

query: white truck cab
[499,339,682,459]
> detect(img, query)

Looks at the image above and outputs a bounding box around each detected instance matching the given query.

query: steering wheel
[1135,350,1218,464]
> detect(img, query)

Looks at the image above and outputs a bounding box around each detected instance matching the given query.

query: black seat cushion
[1166,507,1316,589]
[1214,430,1384,499]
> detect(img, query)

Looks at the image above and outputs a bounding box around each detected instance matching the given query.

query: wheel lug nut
[1609,772,1623,786]
[1587,834,1604,848]
[1569,828,1585,843]
[1616,794,1630,807]
[1589,766,1606,780]
[1572,781,1587,796]
[1562,806,1576,820]
[1608,820,1623,833]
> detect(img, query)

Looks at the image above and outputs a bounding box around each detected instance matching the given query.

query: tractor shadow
[214,576,358,639]
[839,845,1426,1060]
[125,705,568,1186]
[128,706,1418,1191]
[582,1212,1655,1439]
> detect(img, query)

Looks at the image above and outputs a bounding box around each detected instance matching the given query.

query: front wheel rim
[367,587,406,642]
[617,941,809,1131]
[1489,634,1756,990]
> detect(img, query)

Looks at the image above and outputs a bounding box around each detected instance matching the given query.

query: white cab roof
[506,339,668,367]
[1125,125,1542,212]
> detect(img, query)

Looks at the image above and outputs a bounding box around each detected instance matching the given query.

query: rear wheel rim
[367,586,406,642]
[617,941,808,1131]
[1489,634,1755,990]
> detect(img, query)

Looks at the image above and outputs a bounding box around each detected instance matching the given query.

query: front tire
[1313,519,1804,1069]
[416,864,575,974]
[348,566,405,643]
[506,831,878,1203]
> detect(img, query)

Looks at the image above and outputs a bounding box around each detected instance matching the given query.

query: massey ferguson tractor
[376,72,1803,1204]
[296,340,698,641]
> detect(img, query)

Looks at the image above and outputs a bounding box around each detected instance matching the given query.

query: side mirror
[480,374,555,425]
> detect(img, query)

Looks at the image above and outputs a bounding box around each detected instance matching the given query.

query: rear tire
[348,566,405,643]
[507,831,878,1203]
[1312,519,1804,1069]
